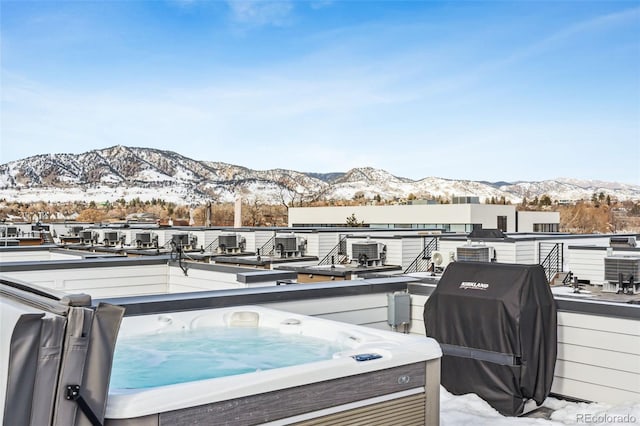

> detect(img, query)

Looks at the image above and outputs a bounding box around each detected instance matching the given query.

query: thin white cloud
[543,6,639,46]
[500,6,640,69]
[309,0,334,10]
[168,0,199,9]
[387,6,640,105]
[226,0,294,27]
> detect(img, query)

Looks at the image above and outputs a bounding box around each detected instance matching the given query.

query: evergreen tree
[345,213,365,227]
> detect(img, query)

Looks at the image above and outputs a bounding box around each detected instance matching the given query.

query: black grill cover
[424,262,557,416]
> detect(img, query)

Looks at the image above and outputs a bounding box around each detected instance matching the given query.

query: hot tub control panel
[351,353,382,362]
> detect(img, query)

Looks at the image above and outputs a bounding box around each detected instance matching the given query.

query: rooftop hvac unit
[431,251,454,270]
[604,256,640,281]
[136,233,152,244]
[104,231,119,241]
[275,234,307,257]
[456,245,495,263]
[172,233,189,246]
[603,256,640,294]
[79,230,97,245]
[172,233,197,250]
[609,236,637,248]
[218,233,246,253]
[352,241,386,266]
[135,232,158,248]
[103,231,123,247]
[68,226,84,236]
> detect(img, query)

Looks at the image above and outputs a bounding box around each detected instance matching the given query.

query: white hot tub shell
[105,306,442,425]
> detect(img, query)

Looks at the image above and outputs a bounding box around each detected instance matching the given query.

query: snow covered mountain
[1,146,638,204]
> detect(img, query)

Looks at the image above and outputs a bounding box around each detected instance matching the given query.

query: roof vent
[609,236,636,248]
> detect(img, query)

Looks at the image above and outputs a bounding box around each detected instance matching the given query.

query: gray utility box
[387,292,411,327]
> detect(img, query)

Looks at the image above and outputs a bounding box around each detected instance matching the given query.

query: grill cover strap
[440,343,521,366]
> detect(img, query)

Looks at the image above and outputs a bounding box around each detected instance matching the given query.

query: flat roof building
[288,204,560,233]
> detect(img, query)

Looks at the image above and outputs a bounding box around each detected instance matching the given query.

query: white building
[288,204,559,233]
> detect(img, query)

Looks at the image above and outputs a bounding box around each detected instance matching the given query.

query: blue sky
[1,1,639,184]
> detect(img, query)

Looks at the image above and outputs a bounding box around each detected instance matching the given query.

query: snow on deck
[442,387,640,425]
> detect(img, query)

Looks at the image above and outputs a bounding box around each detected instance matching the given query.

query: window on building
[533,223,559,232]
[497,216,508,232]
[293,224,351,227]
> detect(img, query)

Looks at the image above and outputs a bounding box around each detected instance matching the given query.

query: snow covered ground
[441,387,640,425]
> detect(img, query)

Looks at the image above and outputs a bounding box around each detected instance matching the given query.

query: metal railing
[539,242,563,282]
[202,237,219,253]
[259,235,276,256]
[404,237,438,274]
[562,271,573,285]
[318,235,350,266]
[41,231,55,244]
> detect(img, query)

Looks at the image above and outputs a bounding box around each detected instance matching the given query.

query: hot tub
[105,306,442,425]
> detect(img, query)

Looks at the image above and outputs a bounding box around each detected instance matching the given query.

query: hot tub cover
[424,262,557,416]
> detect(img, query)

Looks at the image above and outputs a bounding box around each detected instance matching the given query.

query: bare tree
[243,196,266,226]
[276,176,304,210]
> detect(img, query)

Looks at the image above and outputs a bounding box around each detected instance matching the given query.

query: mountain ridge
[1,145,639,204]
